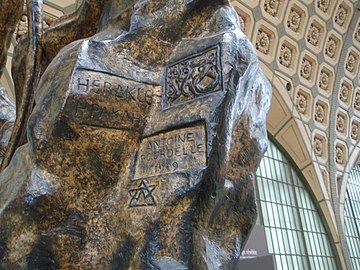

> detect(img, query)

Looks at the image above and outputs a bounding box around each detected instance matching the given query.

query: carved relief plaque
[164,46,222,108]
[134,124,207,179]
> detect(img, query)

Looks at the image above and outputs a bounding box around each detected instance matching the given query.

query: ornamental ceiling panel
[233,0,360,238]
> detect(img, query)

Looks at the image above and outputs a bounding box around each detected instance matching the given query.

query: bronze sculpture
[0,0,271,269]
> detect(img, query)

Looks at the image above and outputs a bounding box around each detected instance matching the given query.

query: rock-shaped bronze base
[0,1,271,269]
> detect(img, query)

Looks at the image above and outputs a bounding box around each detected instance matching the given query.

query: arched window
[344,164,360,270]
[254,140,338,270]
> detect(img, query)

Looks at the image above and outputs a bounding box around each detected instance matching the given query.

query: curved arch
[268,82,330,204]
[341,164,360,270]
[339,149,360,205]
[255,139,340,269]
[339,149,360,229]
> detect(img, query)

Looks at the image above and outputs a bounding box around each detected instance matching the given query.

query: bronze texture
[0,0,44,171]
[0,0,24,77]
[0,87,15,163]
[0,0,272,269]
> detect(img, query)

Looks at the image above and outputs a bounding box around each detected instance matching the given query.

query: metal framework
[344,165,360,270]
[255,140,339,270]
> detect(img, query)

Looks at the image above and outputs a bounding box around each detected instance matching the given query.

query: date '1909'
[153,161,179,174]
[134,125,207,179]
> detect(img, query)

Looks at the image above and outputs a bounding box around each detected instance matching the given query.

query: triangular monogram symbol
[128,180,157,207]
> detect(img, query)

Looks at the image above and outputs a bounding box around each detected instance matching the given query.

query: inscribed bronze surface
[0,0,271,269]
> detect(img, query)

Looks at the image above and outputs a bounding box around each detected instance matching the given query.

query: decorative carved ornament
[325,37,337,59]
[346,52,357,73]
[256,30,271,54]
[307,23,321,46]
[315,102,326,123]
[334,4,347,27]
[351,121,360,140]
[355,91,360,111]
[318,69,330,91]
[165,46,222,107]
[317,0,330,13]
[355,22,360,43]
[351,121,359,140]
[264,0,280,17]
[313,135,325,156]
[300,58,312,80]
[287,8,301,33]
[336,113,346,134]
[279,43,292,68]
[296,92,308,114]
[335,144,346,165]
[339,82,351,104]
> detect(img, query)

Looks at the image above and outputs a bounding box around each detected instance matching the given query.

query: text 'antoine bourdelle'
[134,125,207,179]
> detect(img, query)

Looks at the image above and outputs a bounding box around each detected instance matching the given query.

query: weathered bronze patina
[0,0,271,269]
[0,0,24,78]
[0,0,22,164]
[1,0,108,170]
[0,87,15,162]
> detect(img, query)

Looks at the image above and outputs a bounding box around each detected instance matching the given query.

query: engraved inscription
[128,180,157,207]
[73,99,144,127]
[134,125,206,179]
[64,69,161,130]
[165,45,222,107]
[76,76,155,106]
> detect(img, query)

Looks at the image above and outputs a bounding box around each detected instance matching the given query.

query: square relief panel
[253,21,278,63]
[277,37,299,76]
[295,86,313,121]
[324,31,343,65]
[285,2,308,40]
[306,16,326,53]
[313,132,328,162]
[299,51,318,87]
[336,110,349,138]
[333,0,353,34]
[317,64,335,97]
[344,48,359,79]
[314,97,329,129]
[354,89,360,114]
[351,119,360,141]
[316,0,336,20]
[335,142,348,168]
[339,78,353,109]
[354,18,360,48]
[261,0,286,25]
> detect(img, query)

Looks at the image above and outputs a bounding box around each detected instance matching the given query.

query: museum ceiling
[231,0,360,186]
